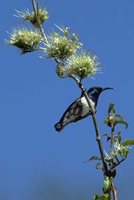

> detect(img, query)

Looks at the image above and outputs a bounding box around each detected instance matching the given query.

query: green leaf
[96,163,103,169]
[122,140,134,146]
[115,120,128,129]
[103,133,109,137]
[114,132,121,143]
[94,194,110,200]
[115,114,123,120]
[108,103,115,114]
[117,131,121,143]
[89,156,101,161]
[114,114,128,129]
[103,176,112,194]
[103,133,110,138]
[103,134,111,142]
[83,156,101,163]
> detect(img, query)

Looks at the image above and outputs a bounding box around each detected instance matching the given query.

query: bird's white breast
[80,96,95,116]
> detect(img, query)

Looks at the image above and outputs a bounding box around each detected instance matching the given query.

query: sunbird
[55,86,113,132]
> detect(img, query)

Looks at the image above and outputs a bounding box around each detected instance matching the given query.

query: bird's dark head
[87,86,113,104]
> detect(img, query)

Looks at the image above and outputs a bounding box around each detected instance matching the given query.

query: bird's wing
[59,98,83,126]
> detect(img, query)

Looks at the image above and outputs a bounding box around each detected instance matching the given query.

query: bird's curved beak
[102,87,114,92]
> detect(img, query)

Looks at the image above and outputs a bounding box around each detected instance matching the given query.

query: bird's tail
[54,122,65,132]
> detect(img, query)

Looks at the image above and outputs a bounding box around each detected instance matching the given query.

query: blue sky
[1,0,134,199]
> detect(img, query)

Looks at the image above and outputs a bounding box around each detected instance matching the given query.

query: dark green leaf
[89,156,101,161]
[115,114,124,121]
[113,132,121,143]
[122,140,134,146]
[117,131,121,143]
[103,134,111,142]
[114,155,120,163]
[113,114,128,129]
[94,194,110,200]
[96,163,103,169]
[103,176,112,194]
[108,103,115,114]
[103,133,109,137]
[83,156,101,163]
[115,120,128,129]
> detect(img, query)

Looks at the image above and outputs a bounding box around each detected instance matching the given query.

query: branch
[31,0,60,67]
[70,75,108,175]
[111,158,125,169]
[111,182,117,200]
[31,0,48,44]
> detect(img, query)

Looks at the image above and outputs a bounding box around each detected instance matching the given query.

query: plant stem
[111,182,117,200]
[110,126,115,171]
[109,126,118,199]
[70,75,108,175]
[110,127,114,157]
[32,0,48,44]
[31,0,60,66]
[111,158,125,169]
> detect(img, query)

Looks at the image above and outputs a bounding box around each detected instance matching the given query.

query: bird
[54,86,113,132]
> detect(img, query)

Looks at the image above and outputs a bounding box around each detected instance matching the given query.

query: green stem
[110,126,114,170]
[109,126,118,199]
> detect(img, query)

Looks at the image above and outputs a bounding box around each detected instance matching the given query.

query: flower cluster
[44,28,80,61]
[7,2,99,80]
[65,52,99,79]
[7,29,43,54]
[16,7,48,28]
